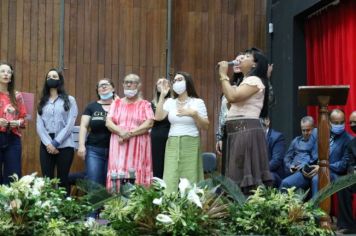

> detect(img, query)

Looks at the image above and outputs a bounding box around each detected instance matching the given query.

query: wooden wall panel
[172,0,267,153]
[0,0,266,176]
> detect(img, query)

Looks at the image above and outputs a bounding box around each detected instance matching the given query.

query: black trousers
[337,183,356,230]
[40,143,74,194]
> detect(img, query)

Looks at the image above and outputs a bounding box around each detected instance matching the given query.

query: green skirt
[163,136,204,193]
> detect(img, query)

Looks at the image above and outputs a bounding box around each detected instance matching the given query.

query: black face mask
[46,79,60,88]
[351,125,356,134]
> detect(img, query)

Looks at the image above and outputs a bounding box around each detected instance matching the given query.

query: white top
[163,97,208,137]
[227,76,265,119]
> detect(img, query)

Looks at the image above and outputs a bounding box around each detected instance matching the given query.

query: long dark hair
[37,68,71,115]
[0,62,18,110]
[173,71,199,98]
[244,48,269,118]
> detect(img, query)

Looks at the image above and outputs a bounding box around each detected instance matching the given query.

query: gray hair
[301,116,314,126]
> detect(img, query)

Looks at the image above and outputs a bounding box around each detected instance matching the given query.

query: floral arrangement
[101,177,334,236]
[0,173,115,235]
[229,187,333,236]
[101,177,230,235]
[0,173,340,235]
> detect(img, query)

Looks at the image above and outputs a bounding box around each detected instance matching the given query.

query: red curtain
[305,0,356,133]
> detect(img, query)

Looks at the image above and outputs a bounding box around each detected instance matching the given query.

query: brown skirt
[225,118,273,194]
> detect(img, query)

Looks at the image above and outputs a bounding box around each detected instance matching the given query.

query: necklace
[176,97,191,106]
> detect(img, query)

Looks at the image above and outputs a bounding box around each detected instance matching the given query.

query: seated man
[309,109,352,196]
[337,110,356,234]
[280,116,317,191]
[261,117,286,187]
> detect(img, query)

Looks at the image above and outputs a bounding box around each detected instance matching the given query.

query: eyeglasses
[0,70,13,74]
[301,129,312,132]
[123,80,139,85]
[98,83,111,88]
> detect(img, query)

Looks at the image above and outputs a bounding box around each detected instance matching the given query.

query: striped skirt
[163,136,204,193]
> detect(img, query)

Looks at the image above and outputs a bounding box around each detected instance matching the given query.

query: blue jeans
[0,132,22,185]
[280,171,311,191]
[85,145,109,187]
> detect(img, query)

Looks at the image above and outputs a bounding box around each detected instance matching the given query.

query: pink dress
[106,98,154,190]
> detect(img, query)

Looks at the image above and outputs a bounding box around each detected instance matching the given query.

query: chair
[202,152,217,173]
[72,125,80,150]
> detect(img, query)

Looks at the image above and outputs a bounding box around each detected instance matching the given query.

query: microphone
[228,60,239,66]
[216,60,239,68]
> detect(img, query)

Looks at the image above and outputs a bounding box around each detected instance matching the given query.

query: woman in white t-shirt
[217,48,273,195]
[155,71,209,193]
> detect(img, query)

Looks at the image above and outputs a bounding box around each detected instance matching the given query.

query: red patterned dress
[106,98,154,190]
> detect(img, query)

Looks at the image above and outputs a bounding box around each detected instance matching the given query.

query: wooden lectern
[298,85,349,229]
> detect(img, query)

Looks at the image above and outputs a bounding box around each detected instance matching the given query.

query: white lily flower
[32,178,45,193]
[156,214,173,224]
[187,189,202,208]
[178,178,191,197]
[192,184,204,196]
[153,197,163,205]
[10,199,22,209]
[152,177,167,189]
[19,173,36,185]
[84,217,96,227]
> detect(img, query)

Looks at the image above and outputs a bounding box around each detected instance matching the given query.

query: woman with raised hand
[36,68,78,194]
[151,78,171,179]
[155,71,209,193]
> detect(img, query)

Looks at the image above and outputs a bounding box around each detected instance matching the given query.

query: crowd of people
[0,46,355,231]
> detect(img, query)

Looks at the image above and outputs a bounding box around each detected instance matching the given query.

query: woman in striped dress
[105,74,154,190]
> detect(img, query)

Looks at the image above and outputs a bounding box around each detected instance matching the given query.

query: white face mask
[124,89,138,98]
[173,80,186,95]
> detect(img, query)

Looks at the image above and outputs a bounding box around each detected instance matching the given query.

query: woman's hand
[9,120,21,128]
[159,79,170,98]
[0,118,8,128]
[119,130,131,140]
[177,107,196,117]
[218,61,229,80]
[77,145,86,160]
[46,144,59,154]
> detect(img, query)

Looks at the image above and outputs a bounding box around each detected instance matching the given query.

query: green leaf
[211,175,246,204]
[310,173,356,207]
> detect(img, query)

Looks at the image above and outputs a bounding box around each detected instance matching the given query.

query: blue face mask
[99,92,113,100]
[330,123,345,135]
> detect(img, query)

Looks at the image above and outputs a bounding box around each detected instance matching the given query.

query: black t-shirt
[83,101,111,148]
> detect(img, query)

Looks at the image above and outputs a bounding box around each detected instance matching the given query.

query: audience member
[217,48,273,194]
[106,74,154,190]
[261,116,286,187]
[151,78,171,179]
[155,71,209,193]
[77,79,116,186]
[0,62,27,185]
[280,116,317,191]
[309,109,351,196]
[36,68,78,194]
[337,110,356,234]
